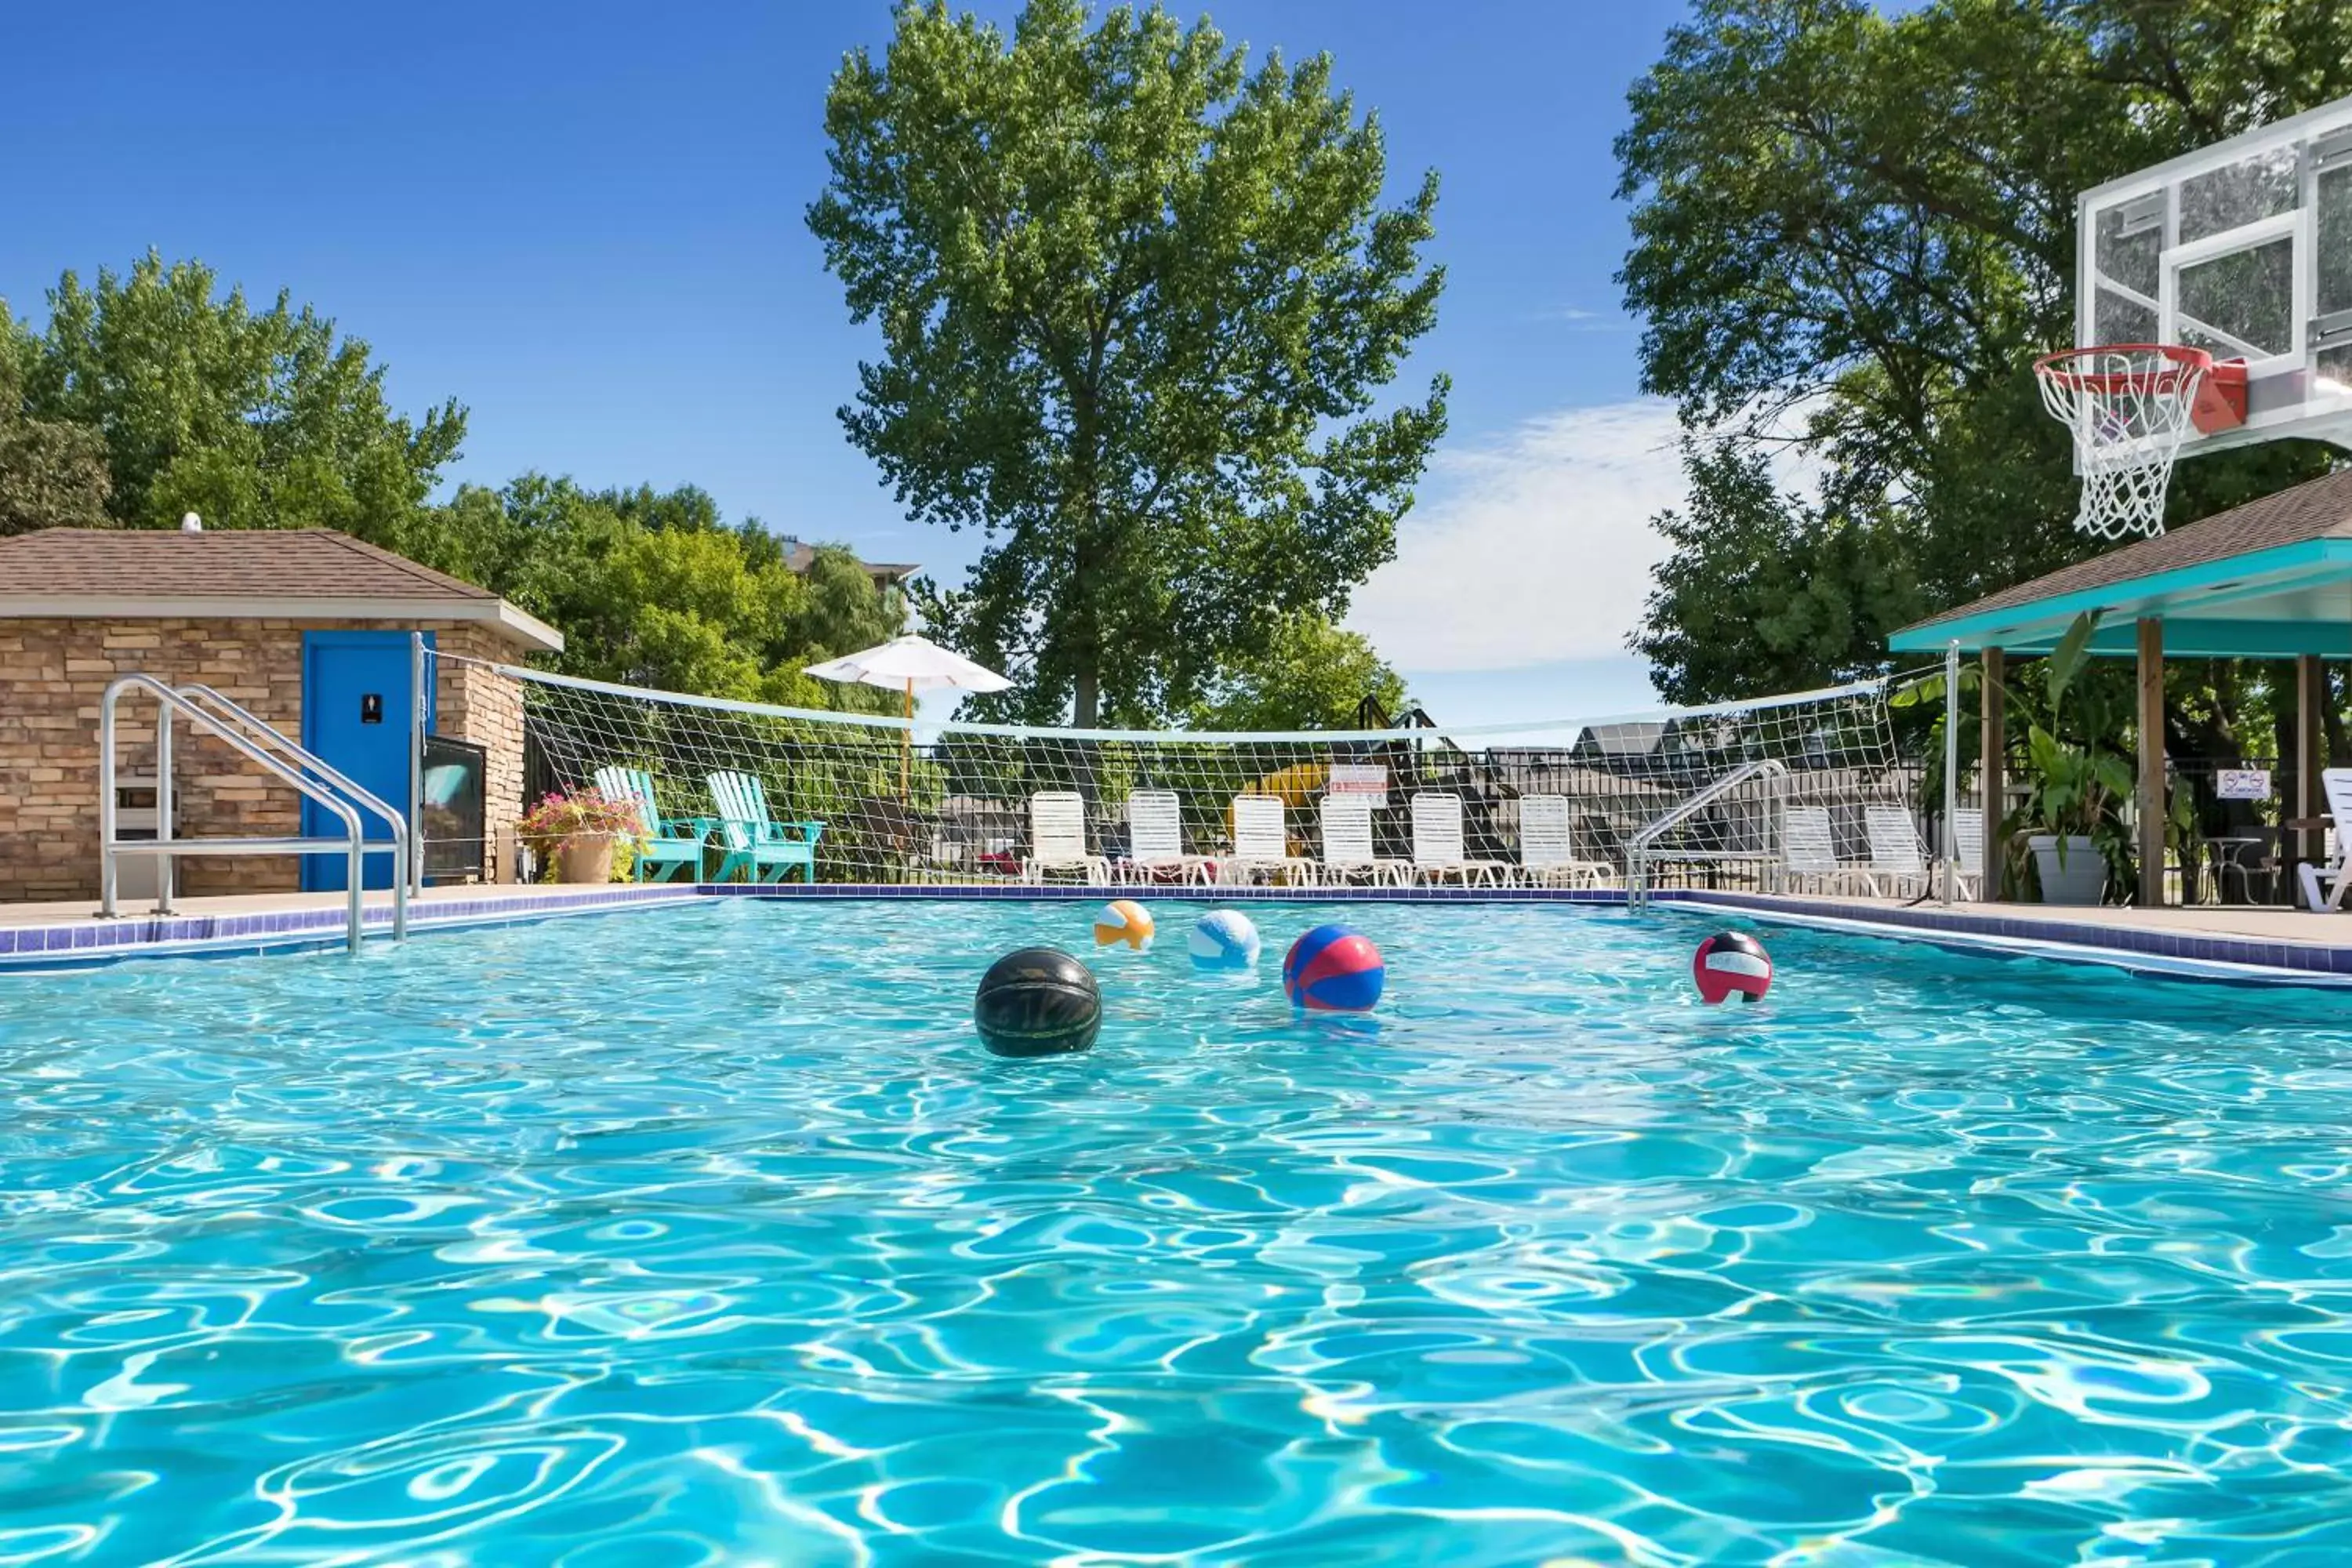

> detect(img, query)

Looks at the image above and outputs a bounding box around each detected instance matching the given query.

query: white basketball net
[2035,345,2211,539]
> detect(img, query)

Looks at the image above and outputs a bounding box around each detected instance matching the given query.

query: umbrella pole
[901,679,912,801]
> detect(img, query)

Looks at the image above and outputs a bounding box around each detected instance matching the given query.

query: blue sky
[2,0,1697,727]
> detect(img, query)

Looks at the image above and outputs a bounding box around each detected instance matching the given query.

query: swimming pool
[2,898,2348,1564]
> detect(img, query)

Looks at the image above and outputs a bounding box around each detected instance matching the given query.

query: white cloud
[1530,305,1639,331]
[1347,398,1687,672]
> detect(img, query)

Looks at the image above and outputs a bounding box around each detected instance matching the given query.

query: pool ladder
[1626,759,1789,912]
[97,675,412,953]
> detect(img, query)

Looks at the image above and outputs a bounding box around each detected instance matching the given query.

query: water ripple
[2,900,2351,1563]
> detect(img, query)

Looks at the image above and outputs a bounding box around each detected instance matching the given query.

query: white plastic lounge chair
[1024,791,1107,884]
[1951,809,1986,900]
[1410,792,1510,887]
[2297,769,2352,910]
[1864,804,1933,899]
[1223,795,1314,885]
[1780,805,1878,895]
[1517,794,1615,889]
[1319,794,1409,887]
[1123,789,1214,885]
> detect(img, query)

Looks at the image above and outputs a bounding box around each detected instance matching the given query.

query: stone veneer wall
[0,619,528,902]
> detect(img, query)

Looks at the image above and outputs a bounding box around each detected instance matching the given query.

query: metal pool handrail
[177,683,410,942]
[1627,759,1790,911]
[97,674,405,953]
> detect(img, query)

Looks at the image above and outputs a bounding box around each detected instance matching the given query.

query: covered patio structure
[1889,469,2352,906]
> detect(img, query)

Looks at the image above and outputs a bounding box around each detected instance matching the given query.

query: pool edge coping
[4,882,2350,988]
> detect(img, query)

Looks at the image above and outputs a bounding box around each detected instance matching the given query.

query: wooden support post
[1980,648,2005,902]
[2136,618,2165,907]
[2298,654,2325,872]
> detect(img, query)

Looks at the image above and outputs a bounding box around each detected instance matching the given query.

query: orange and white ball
[1092,899,1156,951]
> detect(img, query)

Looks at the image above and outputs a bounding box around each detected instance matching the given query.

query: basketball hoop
[2034,344,2224,540]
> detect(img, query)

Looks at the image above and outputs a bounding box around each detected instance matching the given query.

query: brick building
[0,527,562,903]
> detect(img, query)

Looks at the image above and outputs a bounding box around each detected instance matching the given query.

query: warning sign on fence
[2216,768,2272,800]
[1328,764,1388,807]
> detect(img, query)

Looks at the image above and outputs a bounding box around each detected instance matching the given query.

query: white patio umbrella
[804,634,1012,798]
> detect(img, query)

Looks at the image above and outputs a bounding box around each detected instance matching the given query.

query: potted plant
[2002,611,2133,905]
[517,787,643,885]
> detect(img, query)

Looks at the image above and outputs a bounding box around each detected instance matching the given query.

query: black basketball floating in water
[973,947,1102,1058]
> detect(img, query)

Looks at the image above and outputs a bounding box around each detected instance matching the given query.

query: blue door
[301,630,434,891]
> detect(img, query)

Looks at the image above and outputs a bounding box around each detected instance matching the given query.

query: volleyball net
[430,652,1920,892]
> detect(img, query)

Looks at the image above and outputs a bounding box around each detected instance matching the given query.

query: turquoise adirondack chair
[706,770,823,884]
[593,765,710,883]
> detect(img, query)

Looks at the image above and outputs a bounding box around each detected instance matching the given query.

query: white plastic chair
[1025,791,1107,884]
[1410,792,1509,887]
[1864,804,1933,898]
[1951,810,1987,900]
[1780,805,1878,895]
[1224,795,1313,885]
[1518,794,1614,888]
[2298,769,2352,910]
[1123,789,1213,885]
[1319,794,1409,887]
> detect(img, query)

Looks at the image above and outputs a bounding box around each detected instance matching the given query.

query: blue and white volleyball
[1188,910,1261,971]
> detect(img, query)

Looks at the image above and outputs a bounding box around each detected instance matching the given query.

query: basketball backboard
[2077,92,2352,462]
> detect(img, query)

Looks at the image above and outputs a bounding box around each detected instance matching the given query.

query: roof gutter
[0,594,564,654]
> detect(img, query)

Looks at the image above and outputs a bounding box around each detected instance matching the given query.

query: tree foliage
[1618,0,2351,707]
[1636,441,1922,704]
[1185,611,1405,731]
[811,0,1447,726]
[407,476,904,710]
[10,252,466,539]
[0,328,111,534]
[3,252,904,707]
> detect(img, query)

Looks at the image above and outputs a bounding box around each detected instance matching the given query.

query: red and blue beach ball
[1283,924,1385,1012]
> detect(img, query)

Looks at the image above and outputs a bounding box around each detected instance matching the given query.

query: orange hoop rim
[2034,343,2213,394]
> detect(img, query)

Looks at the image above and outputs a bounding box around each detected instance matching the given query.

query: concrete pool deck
[1,880,2349,984]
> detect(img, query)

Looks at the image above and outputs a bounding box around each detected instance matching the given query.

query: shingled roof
[777,536,919,583]
[0,528,561,651]
[1898,468,2352,637]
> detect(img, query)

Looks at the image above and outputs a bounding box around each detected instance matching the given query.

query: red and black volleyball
[1692,931,1772,1004]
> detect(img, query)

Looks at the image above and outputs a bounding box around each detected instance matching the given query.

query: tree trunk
[1073,668,1099,729]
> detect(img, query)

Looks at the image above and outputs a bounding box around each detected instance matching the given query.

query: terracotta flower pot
[557,835,617,885]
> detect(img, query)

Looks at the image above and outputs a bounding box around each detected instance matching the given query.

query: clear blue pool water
[3,900,2352,1565]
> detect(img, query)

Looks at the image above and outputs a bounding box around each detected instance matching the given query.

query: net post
[1981,649,2005,903]
[1942,640,1960,908]
[409,633,426,897]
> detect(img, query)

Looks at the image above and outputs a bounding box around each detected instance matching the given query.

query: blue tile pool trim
[0,885,700,974]
[5,880,2351,987]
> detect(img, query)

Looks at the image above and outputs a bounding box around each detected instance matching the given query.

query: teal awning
[1886,472,2352,658]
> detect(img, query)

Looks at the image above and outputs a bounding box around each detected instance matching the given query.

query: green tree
[407,474,902,710]
[1617,0,2350,705]
[810,0,1448,726]
[1636,441,1923,705]
[0,322,111,534]
[13,252,465,537]
[1187,610,1405,731]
